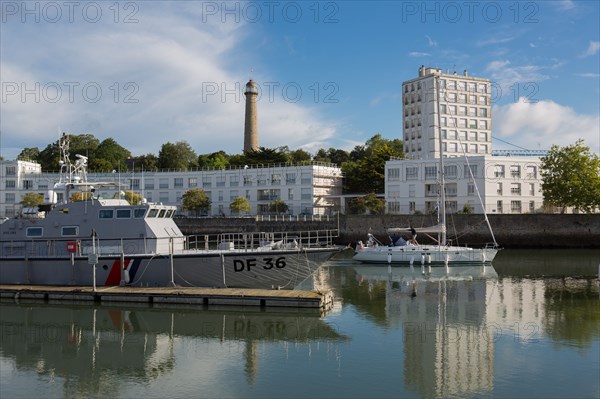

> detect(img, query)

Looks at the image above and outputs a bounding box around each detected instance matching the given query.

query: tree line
[16,133,404,195]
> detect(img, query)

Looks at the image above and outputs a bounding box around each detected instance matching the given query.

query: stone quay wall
[175,214,600,249]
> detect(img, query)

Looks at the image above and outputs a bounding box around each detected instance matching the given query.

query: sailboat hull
[353,244,498,265]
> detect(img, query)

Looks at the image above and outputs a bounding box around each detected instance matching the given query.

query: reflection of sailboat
[354,75,498,265]
[353,264,498,284]
[0,302,348,397]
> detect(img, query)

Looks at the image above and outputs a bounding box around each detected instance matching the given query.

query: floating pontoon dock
[0,285,334,310]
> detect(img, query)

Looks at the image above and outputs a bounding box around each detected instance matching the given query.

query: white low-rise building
[385,155,544,215]
[0,160,343,218]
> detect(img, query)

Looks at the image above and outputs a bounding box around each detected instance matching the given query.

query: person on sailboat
[409,227,418,245]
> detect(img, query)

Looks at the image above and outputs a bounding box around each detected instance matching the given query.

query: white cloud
[0,4,338,160]
[408,52,431,58]
[580,41,600,58]
[493,100,600,154]
[485,60,550,95]
[476,36,516,47]
[425,35,438,47]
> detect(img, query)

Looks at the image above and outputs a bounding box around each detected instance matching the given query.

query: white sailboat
[353,76,499,266]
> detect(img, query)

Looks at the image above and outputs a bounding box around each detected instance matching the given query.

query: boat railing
[186,229,339,251]
[1,229,339,257]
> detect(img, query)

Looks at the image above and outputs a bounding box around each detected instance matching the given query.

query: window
[134,208,146,218]
[459,94,466,103]
[464,164,477,177]
[409,201,416,213]
[131,179,140,190]
[288,188,294,200]
[26,227,43,237]
[529,183,535,196]
[479,108,487,117]
[497,182,503,195]
[449,142,457,152]
[99,210,114,219]
[159,192,169,203]
[469,107,477,117]
[116,209,131,218]
[526,165,537,178]
[478,120,488,129]
[478,83,487,93]
[469,144,477,153]
[495,165,505,178]
[449,105,457,115]
[147,209,158,218]
[425,166,437,179]
[23,180,33,189]
[159,178,169,189]
[286,173,296,184]
[218,191,224,201]
[479,132,487,141]
[61,226,79,236]
[406,167,418,180]
[230,190,238,202]
[511,183,521,195]
[158,209,166,218]
[301,172,311,184]
[479,144,488,153]
[174,178,184,188]
[388,201,400,214]
[510,165,521,178]
[271,174,281,185]
[144,180,155,189]
[511,200,522,213]
[470,95,477,104]
[497,200,503,213]
[188,177,197,188]
[468,131,477,141]
[469,119,477,129]
[257,175,267,185]
[5,180,15,189]
[529,201,535,213]
[459,106,466,116]
[230,175,239,187]
[425,184,438,197]
[440,104,447,114]
[409,184,415,197]
[479,96,487,105]
[244,176,253,186]
[301,188,311,200]
[388,168,400,180]
[216,176,225,187]
[202,176,212,188]
[444,165,457,179]
[467,183,475,196]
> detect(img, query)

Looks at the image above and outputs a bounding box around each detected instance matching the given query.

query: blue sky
[1,0,599,161]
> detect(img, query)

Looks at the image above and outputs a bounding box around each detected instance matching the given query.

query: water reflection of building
[349,265,496,398]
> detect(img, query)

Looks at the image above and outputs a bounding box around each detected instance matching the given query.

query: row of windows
[404,130,489,143]
[388,164,538,181]
[404,80,488,94]
[136,174,314,190]
[98,208,149,219]
[387,200,537,214]
[403,93,488,106]
[404,143,489,154]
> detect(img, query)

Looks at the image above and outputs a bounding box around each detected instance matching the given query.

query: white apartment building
[0,160,343,218]
[403,66,492,160]
[385,155,544,215]
[387,66,545,214]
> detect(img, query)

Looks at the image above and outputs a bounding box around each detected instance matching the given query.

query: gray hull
[0,248,338,290]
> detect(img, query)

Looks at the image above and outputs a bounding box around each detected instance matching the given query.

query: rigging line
[491,135,530,150]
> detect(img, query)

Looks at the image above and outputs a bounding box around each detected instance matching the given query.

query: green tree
[121,191,143,205]
[91,138,131,172]
[347,196,367,214]
[70,192,93,202]
[230,147,290,167]
[181,188,211,216]
[363,193,385,215]
[17,147,40,161]
[314,148,350,164]
[20,192,44,207]
[342,134,404,194]
[198,151,230,169]
[230,196,251,215]
[269,199,289,214]
[540,139,600,213]
[37,141,61,171]
[130,154,159,171]
[158,141,198,170]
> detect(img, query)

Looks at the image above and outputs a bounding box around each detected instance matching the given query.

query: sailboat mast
[435,76,447,246]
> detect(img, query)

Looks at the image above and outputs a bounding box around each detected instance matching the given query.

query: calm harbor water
[1,249,599,399]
